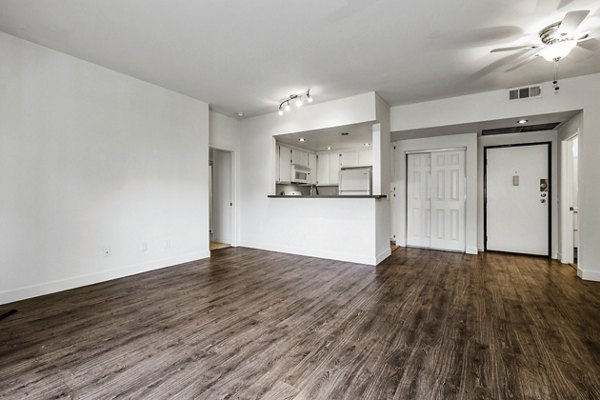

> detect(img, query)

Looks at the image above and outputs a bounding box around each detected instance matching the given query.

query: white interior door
[486,144,549,256]
[561,135,578,264]
[407,153,431,248]
[430,151,466,252]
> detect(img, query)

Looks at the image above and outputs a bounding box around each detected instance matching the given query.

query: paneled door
[406,153,431,248]
[406,150,466,252]
[430,151,466,252]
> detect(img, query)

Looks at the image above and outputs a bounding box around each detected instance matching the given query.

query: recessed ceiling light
[341,132,349,136]
[298,138,306,142]
[364,143,370,147]
[518,119,528,124]
[237,112,244,117]
[327,146,332,150]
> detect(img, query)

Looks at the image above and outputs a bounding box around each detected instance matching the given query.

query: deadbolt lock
[540,178,549,192]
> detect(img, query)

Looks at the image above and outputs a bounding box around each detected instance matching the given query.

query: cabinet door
[317,153,330,185]
[278,145,292,183]
[358,149,372,166]
[329,153,340,185]
[308,153,317,184]
[340,151,359,168]
[291,148,309,167]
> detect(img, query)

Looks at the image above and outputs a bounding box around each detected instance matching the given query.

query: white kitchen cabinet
[340,151,359,168]
[317,152,340,185]
[329,153,340,184]
[308,153,317,184]
[291,148,309,167]
[317,153,330,185]
[358,149,372,166]
[278,144,292,183]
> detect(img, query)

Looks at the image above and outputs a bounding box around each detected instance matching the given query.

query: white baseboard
[578,268,600,282]
[239,240,381,266]
[466,246,478,255]
[376,248,392,264]
[0,250,210,305]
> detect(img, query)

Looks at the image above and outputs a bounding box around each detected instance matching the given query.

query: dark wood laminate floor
[2,248,600,400]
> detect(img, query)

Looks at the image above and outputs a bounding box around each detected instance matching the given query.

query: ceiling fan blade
[505,51,541,72]
[569,45,595,62]
[556,10,590,37]
[578,37,600,51]
[491,45,537,53]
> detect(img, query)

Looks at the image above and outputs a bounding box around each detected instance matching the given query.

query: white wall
[211,149,233,244]
[478,131,558,256]
[392,133,478,254]
[0,32,210,304]
[391,73,600,281]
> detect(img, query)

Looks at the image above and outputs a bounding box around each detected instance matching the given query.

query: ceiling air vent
[482,122,561,136]
[508,85,542,101]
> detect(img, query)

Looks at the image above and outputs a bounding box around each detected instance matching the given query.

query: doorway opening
[560,133,579,265]
[484,142,551,257]
[209,147,234,252]
[405,148,467,252]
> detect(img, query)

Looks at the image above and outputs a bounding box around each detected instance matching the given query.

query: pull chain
[553,61,560,93]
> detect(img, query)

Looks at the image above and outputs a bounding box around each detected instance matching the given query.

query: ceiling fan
[491,10,597,71]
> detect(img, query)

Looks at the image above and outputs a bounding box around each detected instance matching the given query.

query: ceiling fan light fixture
[539,39,577,62]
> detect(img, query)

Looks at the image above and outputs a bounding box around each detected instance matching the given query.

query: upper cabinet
[317,152,340,186]
[340,151,358,168]
[308,153,317,184]
[278,144,292,183]
[291,148,309,167]
[358,149,372,166]
[340,149,372,168]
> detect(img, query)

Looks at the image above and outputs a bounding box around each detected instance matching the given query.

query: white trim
[0,251,210,305]
[578,268,600,282]
[239,241,383,266]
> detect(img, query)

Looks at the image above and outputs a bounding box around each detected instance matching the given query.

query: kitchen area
[269,122,384,198]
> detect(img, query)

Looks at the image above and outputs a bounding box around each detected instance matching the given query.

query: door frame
[560,131,579,264]
[209,145,238,247]
[405,147,467,252]
[483,141,552,257]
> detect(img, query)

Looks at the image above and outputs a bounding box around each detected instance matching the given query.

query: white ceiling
[1,0,599,118]
[276,122,374,152]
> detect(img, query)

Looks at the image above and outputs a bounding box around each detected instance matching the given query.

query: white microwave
[291,164,310,184]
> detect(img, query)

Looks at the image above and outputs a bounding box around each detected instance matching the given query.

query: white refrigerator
[339,166,372,196]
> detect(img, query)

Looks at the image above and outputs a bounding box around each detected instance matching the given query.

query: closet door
[406,153,431,248]
[430,150,466,252]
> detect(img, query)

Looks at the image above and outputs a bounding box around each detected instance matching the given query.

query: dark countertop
[268,195,387,199]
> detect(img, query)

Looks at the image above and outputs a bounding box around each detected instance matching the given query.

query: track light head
[277,89,312,115]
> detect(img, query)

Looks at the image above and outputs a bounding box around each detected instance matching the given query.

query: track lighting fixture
[278,89,313,116]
